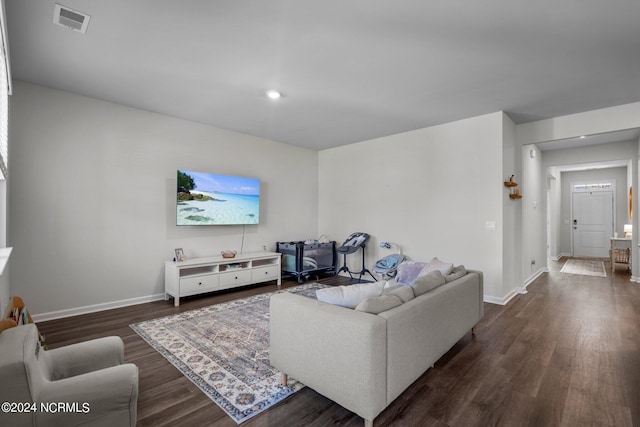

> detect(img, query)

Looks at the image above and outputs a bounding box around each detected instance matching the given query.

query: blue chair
[374,253,405,279]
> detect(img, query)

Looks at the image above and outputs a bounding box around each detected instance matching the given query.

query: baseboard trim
[484,268,549,306]
[31,293,167,322]
[30,267,557,320]
[484,290,518,306]
[524,268,548,289]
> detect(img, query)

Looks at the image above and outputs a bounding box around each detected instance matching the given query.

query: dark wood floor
[37,260,640,426]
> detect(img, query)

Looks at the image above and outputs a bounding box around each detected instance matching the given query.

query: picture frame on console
[174,248,184,262]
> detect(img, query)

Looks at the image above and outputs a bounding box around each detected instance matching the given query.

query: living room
[6,84,640,319]
[1,1,640,426]
[1,1,640,318]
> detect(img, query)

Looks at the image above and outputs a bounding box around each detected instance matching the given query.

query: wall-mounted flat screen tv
[177,170,260,226]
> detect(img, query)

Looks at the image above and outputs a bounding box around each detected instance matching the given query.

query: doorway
[545,164,629,262]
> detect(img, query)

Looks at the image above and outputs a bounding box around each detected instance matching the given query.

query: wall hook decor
[504,175,522,199]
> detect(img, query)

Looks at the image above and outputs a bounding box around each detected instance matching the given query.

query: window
[573,183,612,191]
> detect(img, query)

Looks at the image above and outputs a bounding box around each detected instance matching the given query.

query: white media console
[165,251,282,306]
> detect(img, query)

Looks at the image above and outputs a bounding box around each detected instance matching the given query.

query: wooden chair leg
[281,372,288,386]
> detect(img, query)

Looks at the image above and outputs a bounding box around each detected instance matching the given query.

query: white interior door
[572,190,613,257]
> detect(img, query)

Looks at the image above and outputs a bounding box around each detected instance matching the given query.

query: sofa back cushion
[316,281,385,308]
[382,285,415,303]
[355,294,404,314]
[412,270,446,296]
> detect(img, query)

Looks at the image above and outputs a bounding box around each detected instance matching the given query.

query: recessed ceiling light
[579,135,586,139]
[266,90,282,100]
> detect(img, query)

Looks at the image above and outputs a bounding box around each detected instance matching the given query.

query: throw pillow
[412,270,446,296]
[418,257,454,277]
[445,265,467,282]
[382,285,415,303]
[355,294,403,314]
[316,281,385,308]
[396,261,427,285]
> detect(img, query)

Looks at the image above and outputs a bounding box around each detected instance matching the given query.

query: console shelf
[165,251,281,306]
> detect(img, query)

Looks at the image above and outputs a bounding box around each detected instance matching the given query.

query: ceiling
[4,0,640,151]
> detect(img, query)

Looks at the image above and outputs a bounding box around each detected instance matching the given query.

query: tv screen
[177,170,260,225]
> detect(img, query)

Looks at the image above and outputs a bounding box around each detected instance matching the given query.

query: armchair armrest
[36,363,138,427]
[46,336,124,380]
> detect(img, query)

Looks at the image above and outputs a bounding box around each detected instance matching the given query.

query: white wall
[521,144,545,283]
[318,112,507,301]
[542,141,638,169]
[547,167,561,260]
[502,114,521,298]
[8,81,319,318]
[517,102,640,145]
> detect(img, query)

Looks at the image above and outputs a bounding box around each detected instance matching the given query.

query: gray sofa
[270,269,483,427]
[0,323,138,427]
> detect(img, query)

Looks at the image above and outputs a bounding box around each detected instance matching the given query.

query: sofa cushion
[396,261,427,285]
[418,257,454,276]
[355,294,403,314]
[382,285,415,303]
[412,270,446,296]
[445,265,467,282]
[316,281,385,308]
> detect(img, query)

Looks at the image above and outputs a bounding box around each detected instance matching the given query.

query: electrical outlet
[531,259,536,265]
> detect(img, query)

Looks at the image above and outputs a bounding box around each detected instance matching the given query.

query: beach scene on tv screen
[177,170,260,225]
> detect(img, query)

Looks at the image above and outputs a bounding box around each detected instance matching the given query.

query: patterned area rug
[130,282,328,424]
[560,258,607,277]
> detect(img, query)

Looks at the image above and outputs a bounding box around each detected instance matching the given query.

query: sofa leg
[471,325,477,336]
[364,419,374,427]
[281,372,288,386]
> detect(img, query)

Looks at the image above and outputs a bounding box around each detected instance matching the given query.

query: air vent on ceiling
[53,4,91,34]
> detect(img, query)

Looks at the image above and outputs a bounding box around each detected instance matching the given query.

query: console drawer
[252,265,279,282]
[180,275,219,294]
[219,269,251,287]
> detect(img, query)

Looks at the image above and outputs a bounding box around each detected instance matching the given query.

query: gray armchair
[0,323,138,427]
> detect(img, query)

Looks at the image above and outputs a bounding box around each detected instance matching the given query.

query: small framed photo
[174,248,184,262]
